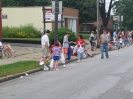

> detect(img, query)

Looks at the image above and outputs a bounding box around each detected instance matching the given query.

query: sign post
[113,15,123,30]
[42,6,45,35]
[54,0,59,43]
[52,0,62,43]
[96,0,100,47]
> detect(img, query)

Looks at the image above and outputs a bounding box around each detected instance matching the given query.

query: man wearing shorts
[41,30,50,70]
[63,32,69,59]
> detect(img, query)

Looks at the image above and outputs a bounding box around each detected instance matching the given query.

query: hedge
[49,28,77,44]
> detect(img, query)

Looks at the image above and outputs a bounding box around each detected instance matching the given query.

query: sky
[106,0,113,14]
[106,0,119,15]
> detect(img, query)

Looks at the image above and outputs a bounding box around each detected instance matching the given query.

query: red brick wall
[63,7,79,17]
[93,20,114,27]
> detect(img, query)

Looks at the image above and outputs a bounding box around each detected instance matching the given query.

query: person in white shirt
[41,30,50,70]
[89,31,96,51]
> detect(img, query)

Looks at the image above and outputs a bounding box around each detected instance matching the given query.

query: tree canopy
[99,0,116,27]
[62,0,97,24]
[2,0,97,24]
[2,0,51,7]
[2,0,118,27]
[114,0,133,30]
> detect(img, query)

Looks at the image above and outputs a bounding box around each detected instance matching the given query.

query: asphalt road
[1,46,133,99]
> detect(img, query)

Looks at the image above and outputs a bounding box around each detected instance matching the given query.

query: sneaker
[63,65,66,68]
[101,57,104,59]
[77,60,80,63]
[81,60,84,62]
[56,68,59,71]
[91,55,94,57]
[43,68,48,71]
[2,56,7,59]
[43,66,48,71]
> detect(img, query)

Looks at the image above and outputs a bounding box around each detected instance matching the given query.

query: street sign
[113,16,123,22]
[52,1,62,14]
[113,16,118,21]
[2,14,7,19]
[44,9,61,22]
[113,24,118,29]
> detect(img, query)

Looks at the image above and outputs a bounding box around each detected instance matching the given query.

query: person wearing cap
[99,29,110,59]
[41,30,50,70]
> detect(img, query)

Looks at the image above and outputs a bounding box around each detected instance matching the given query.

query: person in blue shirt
[113,30,118,42]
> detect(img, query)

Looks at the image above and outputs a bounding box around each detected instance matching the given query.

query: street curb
[0,68,42,83]
[0,53,100,83]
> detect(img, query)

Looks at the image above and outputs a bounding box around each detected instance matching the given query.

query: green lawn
[0,61,40,77]
[3,38,41,41]
[81,34,90,39]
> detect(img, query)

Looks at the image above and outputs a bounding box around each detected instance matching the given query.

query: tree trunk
[99,0,113,33]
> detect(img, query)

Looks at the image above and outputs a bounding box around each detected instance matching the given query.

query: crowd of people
[40,30,94,71]
[99,29,133,59]
[1,28,132,70]
[40,29,133,71]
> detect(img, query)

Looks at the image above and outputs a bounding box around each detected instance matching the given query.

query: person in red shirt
[76,35,85,47]
[73,35,93,59]
[72,35,84,62]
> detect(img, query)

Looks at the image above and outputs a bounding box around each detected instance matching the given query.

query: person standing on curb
[89,31,96,51]
[113,30,118,42]
[99,29,110,59]
[63,32,69,60]
[52,42,61,70]
[41,30,50,70]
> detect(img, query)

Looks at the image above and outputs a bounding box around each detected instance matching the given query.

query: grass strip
[0,61,40,77]
[81,34,90,39]
[3,38,41,41]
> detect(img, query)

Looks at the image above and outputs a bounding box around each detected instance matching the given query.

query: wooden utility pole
[54,0,59,43]
[0,0,2,41]
[42,6,45,35]
[96,0,100,47]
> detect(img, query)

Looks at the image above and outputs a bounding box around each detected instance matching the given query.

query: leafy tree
[2,0,51,7]
[2,0,16,6]
[99,0,117,27]
[62,0,97,24]
[114,0,133,30]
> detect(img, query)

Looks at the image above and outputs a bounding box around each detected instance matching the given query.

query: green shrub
[121,27,126,31]
[79,31,91,34]
[49,28,77,44]
[2,24,41,38]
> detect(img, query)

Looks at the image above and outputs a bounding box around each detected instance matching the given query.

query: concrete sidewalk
[0,41,100,66]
